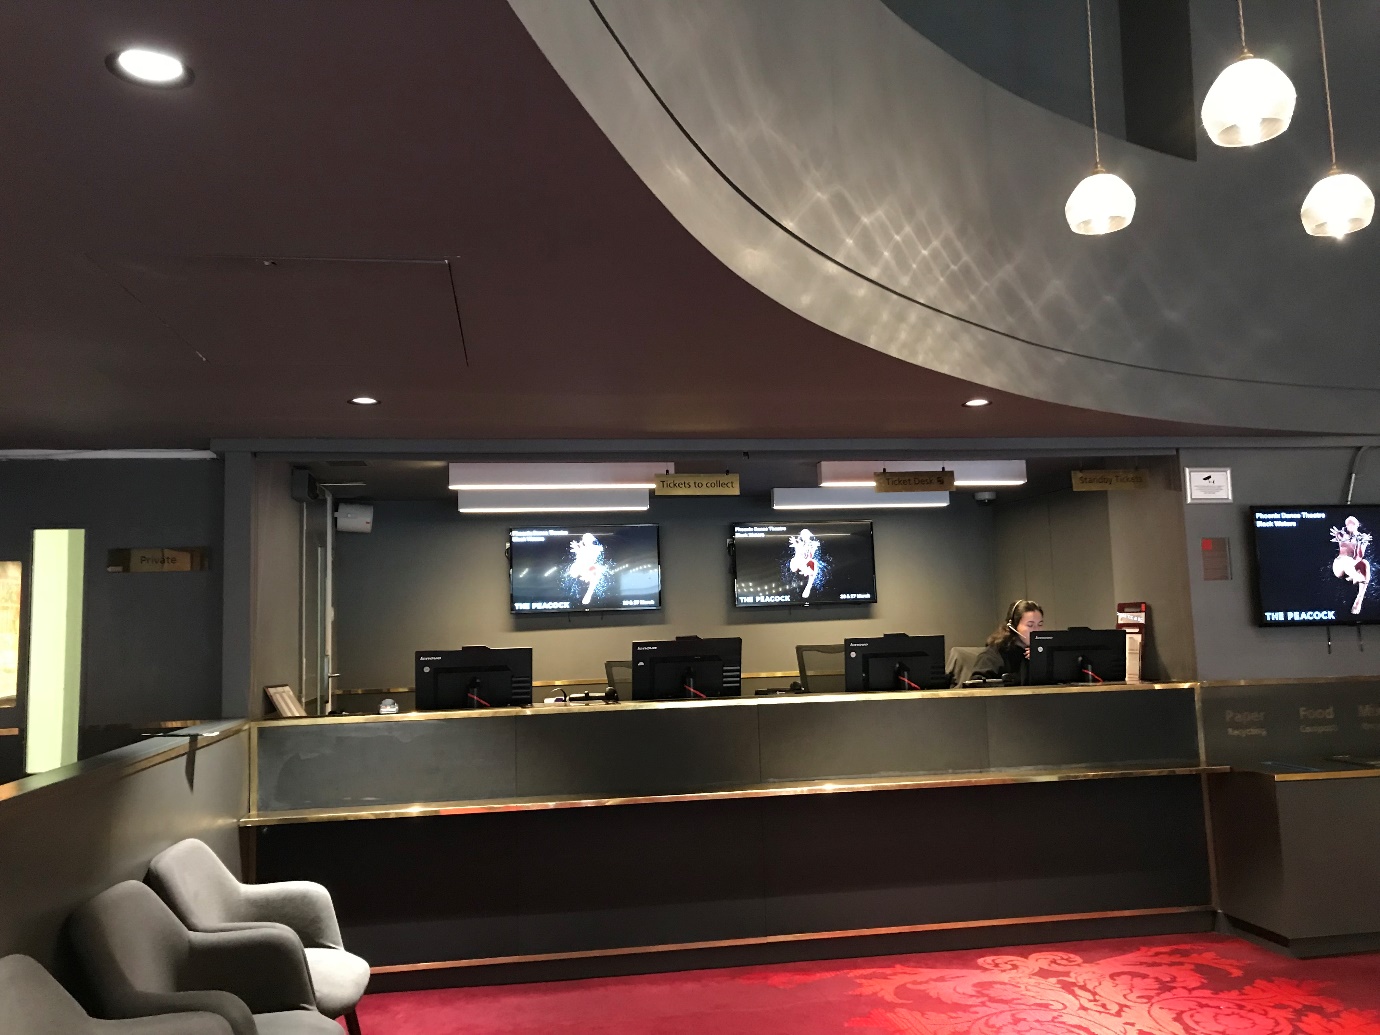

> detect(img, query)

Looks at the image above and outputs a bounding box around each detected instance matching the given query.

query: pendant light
[1300,0,1373,238]
[1065,0,1135,235]
[1201,1,1295,147]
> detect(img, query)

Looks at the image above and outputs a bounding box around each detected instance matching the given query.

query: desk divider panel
[1199,678,1380,766]
[254,715,518,812]
[987,688,1200,769]
[757,696,989,781]
[514,706,761,798]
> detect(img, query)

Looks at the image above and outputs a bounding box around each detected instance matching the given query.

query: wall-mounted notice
[654,473,739,496]
[106,548,210,573]
[1071,469,1149,491]
[875,470,955,491]
[1185,467,1232,503]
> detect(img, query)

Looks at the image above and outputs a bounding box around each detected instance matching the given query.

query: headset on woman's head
[1007,598,1043,635]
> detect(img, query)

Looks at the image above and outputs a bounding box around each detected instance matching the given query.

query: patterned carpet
[349,934,1380,1034]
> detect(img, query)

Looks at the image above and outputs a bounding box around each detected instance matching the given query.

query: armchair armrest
[184,925,316,1015]
[108,989,254,1035]
[241,880,344,950]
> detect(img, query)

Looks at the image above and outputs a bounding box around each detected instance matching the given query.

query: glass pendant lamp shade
[1201,55,1296,146]
[1065,169,1136,235]
[1300,170,1374,238]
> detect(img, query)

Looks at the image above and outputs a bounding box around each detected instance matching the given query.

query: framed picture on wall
[264,685,307,718]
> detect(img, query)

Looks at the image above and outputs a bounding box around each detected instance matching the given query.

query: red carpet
[347,934,1380,1034]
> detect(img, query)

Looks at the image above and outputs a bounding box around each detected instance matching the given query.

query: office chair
[946,645,986,687]
[604,660,633,697]
[795,643,846,693]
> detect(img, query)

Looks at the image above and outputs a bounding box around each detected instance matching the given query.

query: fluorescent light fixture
[0,450,216,460]
[817,460,1026,489]
[108,48,191,86]
[457,488,650,513]
[448,462,667,491]
[25,530,84,775]
[772,487,949,510]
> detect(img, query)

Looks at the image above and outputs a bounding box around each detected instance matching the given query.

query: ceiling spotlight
[1065,0,1135,235]
[108,48,191,87]
[963,398,991,408]
[1201,1,1295,147]
[349,396,379,406]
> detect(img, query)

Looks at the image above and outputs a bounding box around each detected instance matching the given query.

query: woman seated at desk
[973,599,1044,685]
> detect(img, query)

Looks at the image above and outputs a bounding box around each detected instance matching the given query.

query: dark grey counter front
[247,684,1214,977]
[252,683,1202,813]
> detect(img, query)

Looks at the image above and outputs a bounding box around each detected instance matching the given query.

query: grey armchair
[68,881,341,1035]
[147,839,368,1034]
[0,953,233,1035]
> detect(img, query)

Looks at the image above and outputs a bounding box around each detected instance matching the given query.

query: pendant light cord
[1236,0,1248,53]
[1316,0,1337,169]
[1085,0,1100,168]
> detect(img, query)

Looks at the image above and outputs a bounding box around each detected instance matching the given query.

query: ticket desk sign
[654,474,740,496]
[106,547,210,573]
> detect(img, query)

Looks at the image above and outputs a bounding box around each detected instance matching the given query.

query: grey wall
[512,0,1380,432]
[1182,447,1380,681]
[250,461,302,718]
[0,728,248,974]
[0,459,223,725]
[879,0,1125,138]
[1107,461,1197,681]
[994,489,1116,633]
[334,495,997,688]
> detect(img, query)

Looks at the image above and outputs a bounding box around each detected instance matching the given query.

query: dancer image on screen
[788,528,822,598]
[1330,515,1373,616]
[567,532,607,606]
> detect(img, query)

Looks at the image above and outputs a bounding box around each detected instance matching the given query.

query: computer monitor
[843,634,947,692]
[630,636,743,701]
[1026,629,1127,685]
[414,647,534,710]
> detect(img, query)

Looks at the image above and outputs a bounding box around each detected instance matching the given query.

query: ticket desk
[242,682,1219,984]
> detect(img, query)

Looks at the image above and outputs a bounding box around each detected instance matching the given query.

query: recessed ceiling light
[349,396,379,406]
[963,398,991,408]
[107,48,191,87]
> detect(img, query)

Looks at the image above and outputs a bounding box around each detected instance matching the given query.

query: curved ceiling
[0,0,1279,447]
[510,0,1380,433]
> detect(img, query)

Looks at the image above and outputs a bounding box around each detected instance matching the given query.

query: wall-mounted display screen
[731,520,876,608]
[510,525,661,614]
[1251,505,1380,625]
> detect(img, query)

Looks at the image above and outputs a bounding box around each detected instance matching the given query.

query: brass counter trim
[1261,767,1380,782]
[1198,675,1380,688]
[368,905,1213,974]
[0,727,17,737]
[254,681,1197,729]
[241,763,1223,826]
[0,721,249,809]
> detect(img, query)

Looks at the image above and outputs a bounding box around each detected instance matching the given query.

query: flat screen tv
[509,524,661,614]
[730,520,876,608]
[1250,505,1380,625]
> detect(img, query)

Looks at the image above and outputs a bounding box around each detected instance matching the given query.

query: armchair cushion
[0,953,234,1035]
[148,839,368,1018]
[69,881,328,1035]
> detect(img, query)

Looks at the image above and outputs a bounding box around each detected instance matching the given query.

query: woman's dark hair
[986,599,1044,647]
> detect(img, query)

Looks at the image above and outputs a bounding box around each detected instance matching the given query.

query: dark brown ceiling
[0,0,1255,448]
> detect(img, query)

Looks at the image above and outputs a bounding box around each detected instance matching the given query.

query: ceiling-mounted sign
[1185,467,1233,503]
[654,473,740,496]
[1071,469,1150,491]
[107,547,210,573]
[875,470,955,491]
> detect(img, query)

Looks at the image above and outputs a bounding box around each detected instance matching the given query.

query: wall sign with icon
[1185,468,1233,503]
